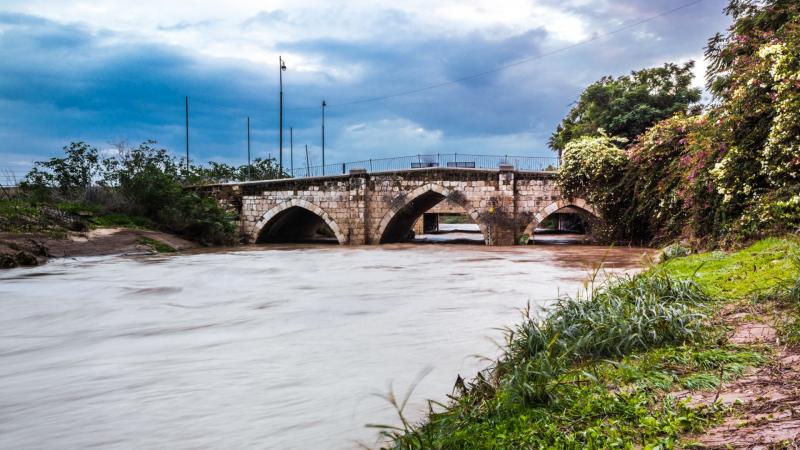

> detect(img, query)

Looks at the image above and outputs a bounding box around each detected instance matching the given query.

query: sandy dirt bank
[0,228,197,268]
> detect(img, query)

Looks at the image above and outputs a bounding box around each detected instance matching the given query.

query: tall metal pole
[184,96,189,171]
[247,116,251,181]
[321,100,326,175]
[279,56,286,174]
[289,127,293,177]
[305,144,310,176]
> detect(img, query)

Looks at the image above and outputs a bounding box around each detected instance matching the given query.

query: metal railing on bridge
[0,168,18,188]
[286,153,559,178]
[0,169,20,199]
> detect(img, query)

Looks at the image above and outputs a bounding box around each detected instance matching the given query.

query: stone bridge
[198,167,598,246]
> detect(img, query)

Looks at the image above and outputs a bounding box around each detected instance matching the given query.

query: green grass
[439,214,472,224]
[56,201,153,229]
[382,345,741,449]
[0,199,153,233]
[90,213,152,229]
[0,199,48,232]
[380,273,723,449]
[0,199,40,218]
[658,237,800,299]
[136,236,176,253]
[498,274,708,406]
[55,201,102,215]
[381,238,799,449]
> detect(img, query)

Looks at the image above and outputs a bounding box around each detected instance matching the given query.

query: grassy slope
[659,238,799,300]
[383,238,800,449]
[0,199,152,233]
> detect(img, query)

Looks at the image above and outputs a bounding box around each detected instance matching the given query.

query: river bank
[384,237,800,449]
[0,228,196,268]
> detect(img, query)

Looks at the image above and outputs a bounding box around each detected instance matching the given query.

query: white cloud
[431,0,590,42]
[1,0,591,67]
[670,54,711,99]
[336,118,443,158]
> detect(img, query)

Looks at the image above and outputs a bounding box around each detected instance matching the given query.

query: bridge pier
[483,165,517,246]
[347,171,369,245]
[197,167,598,246]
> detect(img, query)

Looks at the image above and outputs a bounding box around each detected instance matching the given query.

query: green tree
[183,157,286,184]
[102,141,235,244]
[245,157,285,181]
[102,141,181,217]
[549,63,702,154]
[21,142,101,199]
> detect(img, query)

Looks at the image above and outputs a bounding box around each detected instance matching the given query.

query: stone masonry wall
[198,168,596,246]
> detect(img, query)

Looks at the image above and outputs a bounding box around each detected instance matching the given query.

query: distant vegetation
[438,214,472,225]
[556,0,800,247]
[6,140,286,245]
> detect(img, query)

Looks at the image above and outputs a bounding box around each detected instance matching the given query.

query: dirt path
[680,311,800,448]
[0,228,197,268]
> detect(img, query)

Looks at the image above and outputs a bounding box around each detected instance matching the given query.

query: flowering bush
[558,133,628,205]
[758,35,800,189]
[704,1,800,241]
[734,188,800,238]
[625,114,727,243]
[661,243,691,260]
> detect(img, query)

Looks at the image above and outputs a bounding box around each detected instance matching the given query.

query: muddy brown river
[0,244,651,449]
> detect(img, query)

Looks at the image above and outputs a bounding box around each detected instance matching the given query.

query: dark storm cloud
[0,1,733,174]
[0,13,287,168]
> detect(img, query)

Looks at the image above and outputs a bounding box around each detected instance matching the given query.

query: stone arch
[374,183,489,244]
[522,198,599,239]
[251,198,346,244]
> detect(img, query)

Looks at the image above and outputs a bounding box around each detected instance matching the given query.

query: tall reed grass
[378,271,710,448]
[499,273,708,406]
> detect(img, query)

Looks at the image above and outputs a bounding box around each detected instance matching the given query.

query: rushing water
[0,244,650,449]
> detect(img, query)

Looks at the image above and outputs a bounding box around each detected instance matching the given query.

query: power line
[283,0,707,111]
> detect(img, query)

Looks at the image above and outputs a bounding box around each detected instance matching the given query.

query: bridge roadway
[197,166,598,246]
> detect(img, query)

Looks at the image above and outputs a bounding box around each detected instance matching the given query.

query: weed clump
[500,273,708,406]
[378,272,715,449]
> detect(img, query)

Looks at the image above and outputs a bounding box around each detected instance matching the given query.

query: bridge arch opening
[252,200,345,245]
[523,199,599,244]
[377,185,487,244]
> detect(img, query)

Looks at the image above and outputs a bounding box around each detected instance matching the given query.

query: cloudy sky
[0,0,732,176]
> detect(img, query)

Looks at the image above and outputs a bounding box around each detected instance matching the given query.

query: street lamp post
[321,100,326,175]
[305,144,310,176]
[184,96,189,172]
[289,127,294,177]
[279,56,287,174]
[247,116,251,180]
